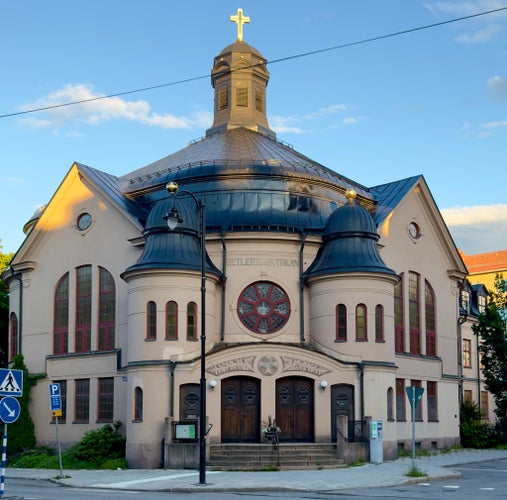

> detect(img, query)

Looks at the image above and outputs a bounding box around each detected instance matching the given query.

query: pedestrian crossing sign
[0,369,23,397]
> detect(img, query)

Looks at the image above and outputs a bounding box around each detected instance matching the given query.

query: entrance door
[331,384,355,441]
[221,376,260,442]
[276,377,314,442]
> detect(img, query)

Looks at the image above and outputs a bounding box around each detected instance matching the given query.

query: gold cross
[230,8,250,42]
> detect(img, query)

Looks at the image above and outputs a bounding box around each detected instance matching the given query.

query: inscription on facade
[207,356,256,376]
[280,356,332,376]
[227,257,298,267]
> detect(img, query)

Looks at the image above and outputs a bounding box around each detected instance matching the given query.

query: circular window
[77,212,93,231]
[407,222,421,240]
[237,281,290,334]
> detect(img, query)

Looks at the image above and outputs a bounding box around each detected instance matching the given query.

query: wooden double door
[276,376,314,442]
[221,376,260,442]
[221,376,315,443]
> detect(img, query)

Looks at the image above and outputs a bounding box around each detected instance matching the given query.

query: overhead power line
[1,6,506,120]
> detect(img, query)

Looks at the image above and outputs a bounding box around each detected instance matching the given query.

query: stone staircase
[208,443,346,470]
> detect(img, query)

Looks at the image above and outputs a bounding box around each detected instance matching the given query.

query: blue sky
[1,1,506,256]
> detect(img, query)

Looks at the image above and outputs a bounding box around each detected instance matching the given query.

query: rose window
[237,281,290,334]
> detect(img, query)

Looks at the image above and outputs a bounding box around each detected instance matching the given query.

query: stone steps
[208,443,346,470]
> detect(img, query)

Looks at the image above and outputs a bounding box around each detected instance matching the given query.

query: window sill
[334,339,347,343]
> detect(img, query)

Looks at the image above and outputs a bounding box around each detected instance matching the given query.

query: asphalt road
[4,458,507,499]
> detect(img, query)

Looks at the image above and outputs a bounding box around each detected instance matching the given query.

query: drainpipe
[9,268,23,356]
[358,362,365,420]
[476,334,481,415]
[457,280,467,410]
[168,360,176,417]
[220,230,227,342]
[298,231,307,343]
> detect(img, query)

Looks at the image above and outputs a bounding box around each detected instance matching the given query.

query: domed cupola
[122,197,222,278]
[207,8,274,138]
[304,189,396,278]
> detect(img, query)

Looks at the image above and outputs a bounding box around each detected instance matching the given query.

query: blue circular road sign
[0,396,21,424]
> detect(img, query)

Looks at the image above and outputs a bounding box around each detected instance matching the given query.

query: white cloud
[18,83,207,130]
[425,1,506,44]
[488,75,507,101]
[305,104,347,120]
[454,24,502,43]
[442,204,507,226]
[426,1,507,17]
[442,204,507,254]
[482,120,507,128]
[269,115,304,134]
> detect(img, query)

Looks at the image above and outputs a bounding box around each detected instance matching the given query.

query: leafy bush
[460,401,500,448]
[67,422,125,465]
[9,422,126,469]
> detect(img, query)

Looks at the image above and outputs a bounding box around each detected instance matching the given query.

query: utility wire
[1,6,506,120]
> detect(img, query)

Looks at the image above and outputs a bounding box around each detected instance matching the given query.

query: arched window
[75,265,92,353]
[54,273,69,355]
[375,305,384,342]
[134,387,143,421]
[387,387,394,421]
[425,280,437,356]
[9,312,18,361]
[187,302,197,340]
[335,304,347,341]
[98,267,115,351]
[146,301,157,340]
[355,304,367,341]
[408,272,421,355]
[394,275,404,352]
[166,301,178,340]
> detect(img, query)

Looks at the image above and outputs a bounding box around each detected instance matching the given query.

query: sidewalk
[6,448,507,493]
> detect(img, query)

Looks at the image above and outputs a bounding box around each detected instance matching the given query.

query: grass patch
[406,465,427,477]
[348,459,366,467]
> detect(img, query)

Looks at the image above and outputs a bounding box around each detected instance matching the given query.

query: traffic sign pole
[48,383,63,478]
[0,424,7,497]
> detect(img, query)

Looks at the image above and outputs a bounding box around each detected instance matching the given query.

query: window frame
[75,266,92,353]
[395,378,406,422]
[355,304,367,341]
[335,304,347,342]
[394,275,405,353]
[375,304,384,342]
[425,280,437,356]
[98,267,115,351]
[146,301,157,340]
[408,272,421,355]
[134,386,143,421]
[53,273,69,355]
[165,301,178,340]
[74,378,90,423]
[9,312,18,361]
[462,339,472,369]
[187,301,197,341]
[97,377,114,423]
[427,381,438,422]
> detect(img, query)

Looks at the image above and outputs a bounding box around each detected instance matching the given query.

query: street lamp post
[165,181,207,485]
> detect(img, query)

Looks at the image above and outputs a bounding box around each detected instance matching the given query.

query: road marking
[94,471,222,488]
[481,487,495,490]
[442,485,460,489]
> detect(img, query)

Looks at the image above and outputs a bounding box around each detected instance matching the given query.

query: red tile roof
[460,248,507,274]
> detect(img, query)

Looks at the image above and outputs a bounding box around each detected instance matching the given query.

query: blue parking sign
[48,383,62,412]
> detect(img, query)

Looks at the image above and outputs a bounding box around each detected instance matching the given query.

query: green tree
[5,354,36,455]
[0,241,14,367]
[472,274,507,437]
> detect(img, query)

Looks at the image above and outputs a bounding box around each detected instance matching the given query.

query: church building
[4,11,470,468]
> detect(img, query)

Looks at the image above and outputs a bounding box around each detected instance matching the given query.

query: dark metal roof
[122,197,222,277]
[305,198,397,278]
[370,175,420,226]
